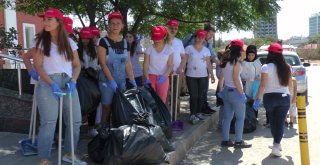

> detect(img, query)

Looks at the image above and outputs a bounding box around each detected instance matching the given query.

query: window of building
[22,23,36,49]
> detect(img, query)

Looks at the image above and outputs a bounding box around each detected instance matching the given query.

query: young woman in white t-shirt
[143,25,173,103]
[218,39,252,148]
[184,29,214,124]
[253,43,292,157]
[32,8,86,165]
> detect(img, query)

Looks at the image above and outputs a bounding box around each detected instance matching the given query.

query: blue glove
[28,68,39,81]
[144,79,150,86]
[253,99,261,111]
[239,93,247,103]
[50,82,63,100]
[217,91,223,98]
[108,79,117,92]
[67,80,77,93]
[129,79,137,87]
[158,75,166,85]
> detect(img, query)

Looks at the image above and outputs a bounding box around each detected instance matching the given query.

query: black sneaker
[284,121,289,127]
[201,109,214,115]
[234,140,252,148]
[221,140,234,147]
[289,122,293,128]
[206,106,217,113]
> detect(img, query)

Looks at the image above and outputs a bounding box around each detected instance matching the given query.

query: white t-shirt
[35,38,78,77]
[145,44,173,75]
[185,45,210,77]
[261,63,289,94]
[169,38,185,75]
[241,59,262,81]
[81,50,99,70]
[222,62,243,89]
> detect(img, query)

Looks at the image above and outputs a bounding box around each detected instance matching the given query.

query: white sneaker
[87,128,98,137]
[196,114,205,120]
[189,115,199,124]
[271,145,282,157]
[212,106,221,111]
[268,144,282,151]
[62,153,87,165]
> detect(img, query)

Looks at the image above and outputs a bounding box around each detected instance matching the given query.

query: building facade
[253,14,278,39]
[0,7,43,49]
[309,12,320,37]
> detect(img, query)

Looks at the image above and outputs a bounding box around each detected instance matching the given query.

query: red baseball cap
[268,43,283,54]
[79,27,93,39]
[108,11,123,21]
[151,26,167,41]
[230,39,244,47]
[63,17,74,34]
[38,8,64,20]
[195,29,206,38]
[90,26,100,37]
[167,19,179,27]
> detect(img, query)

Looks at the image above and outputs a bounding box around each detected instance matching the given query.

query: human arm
[206,55,215,83]
[71,50,81,81]
[20,48,35,72]
[97,46,113,81]
[33,48,53,85]
[292,78,297,103]
[233,62,244,94]
[125,55,135,81]
[176,52,186,75]
[164,53,173,76]
[143,53,150,80]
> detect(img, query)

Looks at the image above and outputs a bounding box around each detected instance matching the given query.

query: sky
[220,0,320,40]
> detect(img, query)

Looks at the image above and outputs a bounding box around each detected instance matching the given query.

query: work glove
[239,93,247,104]
[158,75,166,85]
[253,99,261,111]
[217,91,223,98]
[108,79,117,92]
[144,79,151,87]
[66,80,77,94]
[28,68,39,81]
[129,79,137,87]
[50,82,63,100]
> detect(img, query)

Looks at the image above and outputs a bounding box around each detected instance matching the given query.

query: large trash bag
[140,85,173,139]
[111,89,141,128]
[87,128,110,164]
[230,103,258,134]
[76,70,101,116]
[103,124,167,165]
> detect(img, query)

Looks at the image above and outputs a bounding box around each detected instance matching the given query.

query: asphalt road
[180,65,320,165]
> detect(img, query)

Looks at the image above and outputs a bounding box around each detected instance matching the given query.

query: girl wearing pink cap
[143,25,173,103]
[183,29,214,124]
[33,8,87,165]
[97,11,135,126]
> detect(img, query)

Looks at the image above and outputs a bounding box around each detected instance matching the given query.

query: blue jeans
[222,86,245,142]
[263,93,290,144]
[36,73,82,159]
[186,76,207,115]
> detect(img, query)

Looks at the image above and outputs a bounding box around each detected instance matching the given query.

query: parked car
[257,50,309,104]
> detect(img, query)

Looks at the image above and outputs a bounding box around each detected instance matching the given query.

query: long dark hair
[78,38,97,62]
[220,45,241,68]
[127,31,138,56]
[35,18,73,61]
[266,52,291,86]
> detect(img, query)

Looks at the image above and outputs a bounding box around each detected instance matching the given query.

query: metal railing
[0,53,24,96]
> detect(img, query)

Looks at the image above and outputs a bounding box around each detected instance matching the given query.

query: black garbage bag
[103,124,167,165]
[230,103,258,134]
[76,70,101,116]
[87,128,110,164]
[140,85,172,139]
[112,89,145,127]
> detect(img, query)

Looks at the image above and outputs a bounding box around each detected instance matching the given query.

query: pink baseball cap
[167,19,179,27]
[38,8,64,20]
[90,26,100,37]
[108,11,123,21]
[268,43,283,54]
[151,26,167,41]
[195,29,206,38]
[63,17,74,34]
[79,27,93,39]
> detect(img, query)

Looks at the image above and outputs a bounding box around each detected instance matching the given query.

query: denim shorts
[98,71,126,105]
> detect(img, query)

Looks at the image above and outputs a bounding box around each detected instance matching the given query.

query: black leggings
[186,76,208,115]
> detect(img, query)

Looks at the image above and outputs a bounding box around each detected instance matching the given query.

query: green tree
[13,0,280,36]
